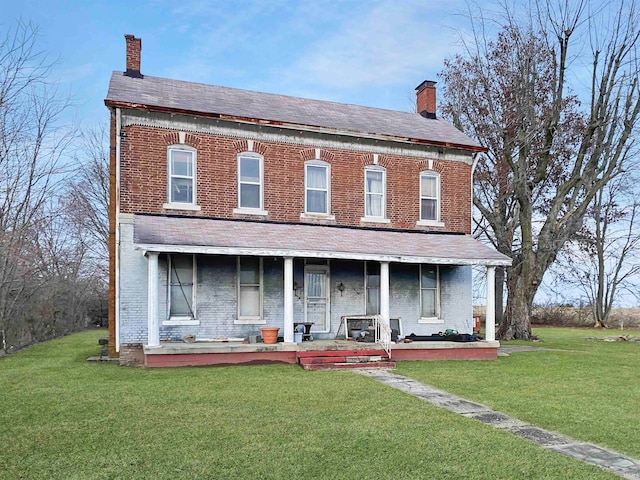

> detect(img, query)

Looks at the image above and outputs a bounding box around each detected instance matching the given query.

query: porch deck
[143,339,500,367]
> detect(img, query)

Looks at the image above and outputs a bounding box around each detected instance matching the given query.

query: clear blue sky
[4,0,470,127]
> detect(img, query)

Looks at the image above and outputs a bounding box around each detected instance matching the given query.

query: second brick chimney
[415,80,436,119]
[124,34,142,78]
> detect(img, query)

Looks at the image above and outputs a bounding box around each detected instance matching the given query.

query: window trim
[363,166,386,220]
[418,171,442,225]
[419,264,441,323]
[235,152,268,215]
[165,145,198,209]
[164,254,198,326]
[304,161,331,215]
[236,256,265,324]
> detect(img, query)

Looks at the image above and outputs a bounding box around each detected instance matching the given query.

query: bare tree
[554,173,640,328]
[0,21,74,351]
[67,125,109,278]
[440,0,640,339]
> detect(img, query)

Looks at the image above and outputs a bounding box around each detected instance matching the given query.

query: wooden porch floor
[143,339,500,367]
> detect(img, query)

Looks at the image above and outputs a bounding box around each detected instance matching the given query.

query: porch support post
[147,251,160,347]
[283,257,294,343]
[486,266,496,342]
[380,261,390,339]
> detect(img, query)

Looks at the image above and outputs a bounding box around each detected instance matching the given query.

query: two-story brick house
[105,35,510,367]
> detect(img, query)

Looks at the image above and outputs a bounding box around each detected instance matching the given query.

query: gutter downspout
[115,108,122,352]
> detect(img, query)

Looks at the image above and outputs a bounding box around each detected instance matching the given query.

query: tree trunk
[593,319,608,328]
[499,273,534,340]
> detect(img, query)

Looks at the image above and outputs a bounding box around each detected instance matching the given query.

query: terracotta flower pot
[261,327,280,344]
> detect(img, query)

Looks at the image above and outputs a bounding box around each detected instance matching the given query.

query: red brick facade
[119,124,472,234]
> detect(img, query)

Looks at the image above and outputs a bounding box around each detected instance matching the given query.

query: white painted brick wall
[440,265,474,334]
[118,224,474,344]
[119,222,149,344]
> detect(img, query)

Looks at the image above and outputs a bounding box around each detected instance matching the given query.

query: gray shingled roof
[106,72,483,149]
[134,215,511,266]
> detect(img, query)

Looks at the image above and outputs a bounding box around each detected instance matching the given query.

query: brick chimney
[415,80,436,119]
[124,34,142,78]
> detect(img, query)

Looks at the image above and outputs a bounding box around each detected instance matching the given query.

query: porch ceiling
[133,214,511,266]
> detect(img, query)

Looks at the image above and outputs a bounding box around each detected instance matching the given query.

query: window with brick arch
[420,171,440,221]
[364,166,386,218]
[305,160,330,215]
[167,146,196,204]
[237,153,264,210]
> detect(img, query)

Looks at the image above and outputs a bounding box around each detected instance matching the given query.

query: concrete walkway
[355,369,640,479]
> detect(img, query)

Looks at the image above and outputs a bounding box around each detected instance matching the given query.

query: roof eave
[134,242,512,267]
[104,99,488,153]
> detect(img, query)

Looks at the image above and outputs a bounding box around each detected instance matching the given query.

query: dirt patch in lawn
[585,335,640,342]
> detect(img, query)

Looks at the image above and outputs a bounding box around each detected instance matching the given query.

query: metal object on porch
[293,322,314,341]
[337,316,402,340]
[374,316,392,358]
[337,315,394,359]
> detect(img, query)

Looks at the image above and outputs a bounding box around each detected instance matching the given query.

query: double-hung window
[365,262,381,315]
[420,172,440,221]
[305,162,330,215]
[168,147,196,205]
[238,154,263,210]
[168,254,196,321]
[237,257,263,323]
[364,167,385,218]
[420,265,439,319]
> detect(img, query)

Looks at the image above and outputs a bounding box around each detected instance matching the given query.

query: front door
[304,265,330,332]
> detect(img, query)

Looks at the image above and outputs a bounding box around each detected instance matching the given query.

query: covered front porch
[129,214,510,367]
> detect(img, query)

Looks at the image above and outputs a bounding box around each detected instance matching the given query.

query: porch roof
[133,214,511,266]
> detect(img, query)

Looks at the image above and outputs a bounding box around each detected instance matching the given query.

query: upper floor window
[420,171,440,221]
[364,166,386,218]
[168,254,196,319]
[305,161,330,215]
[168,146,196,204]
[238,153,263,210]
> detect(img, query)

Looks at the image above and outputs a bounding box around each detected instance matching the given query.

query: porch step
[299,355,385,366]
[299,354,395,370]
[302,360,396,371]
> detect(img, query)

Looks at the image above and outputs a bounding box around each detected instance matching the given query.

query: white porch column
[485,266,496,342]
[283,257,294,343]
[147,251,160,347]
[380,261,390,340]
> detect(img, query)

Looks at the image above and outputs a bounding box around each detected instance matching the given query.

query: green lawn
[397,327,640,460]
[0,329,626,479]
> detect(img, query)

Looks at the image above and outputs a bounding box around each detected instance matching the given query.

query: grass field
[0,329,631,479]
[397,327,640,459]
